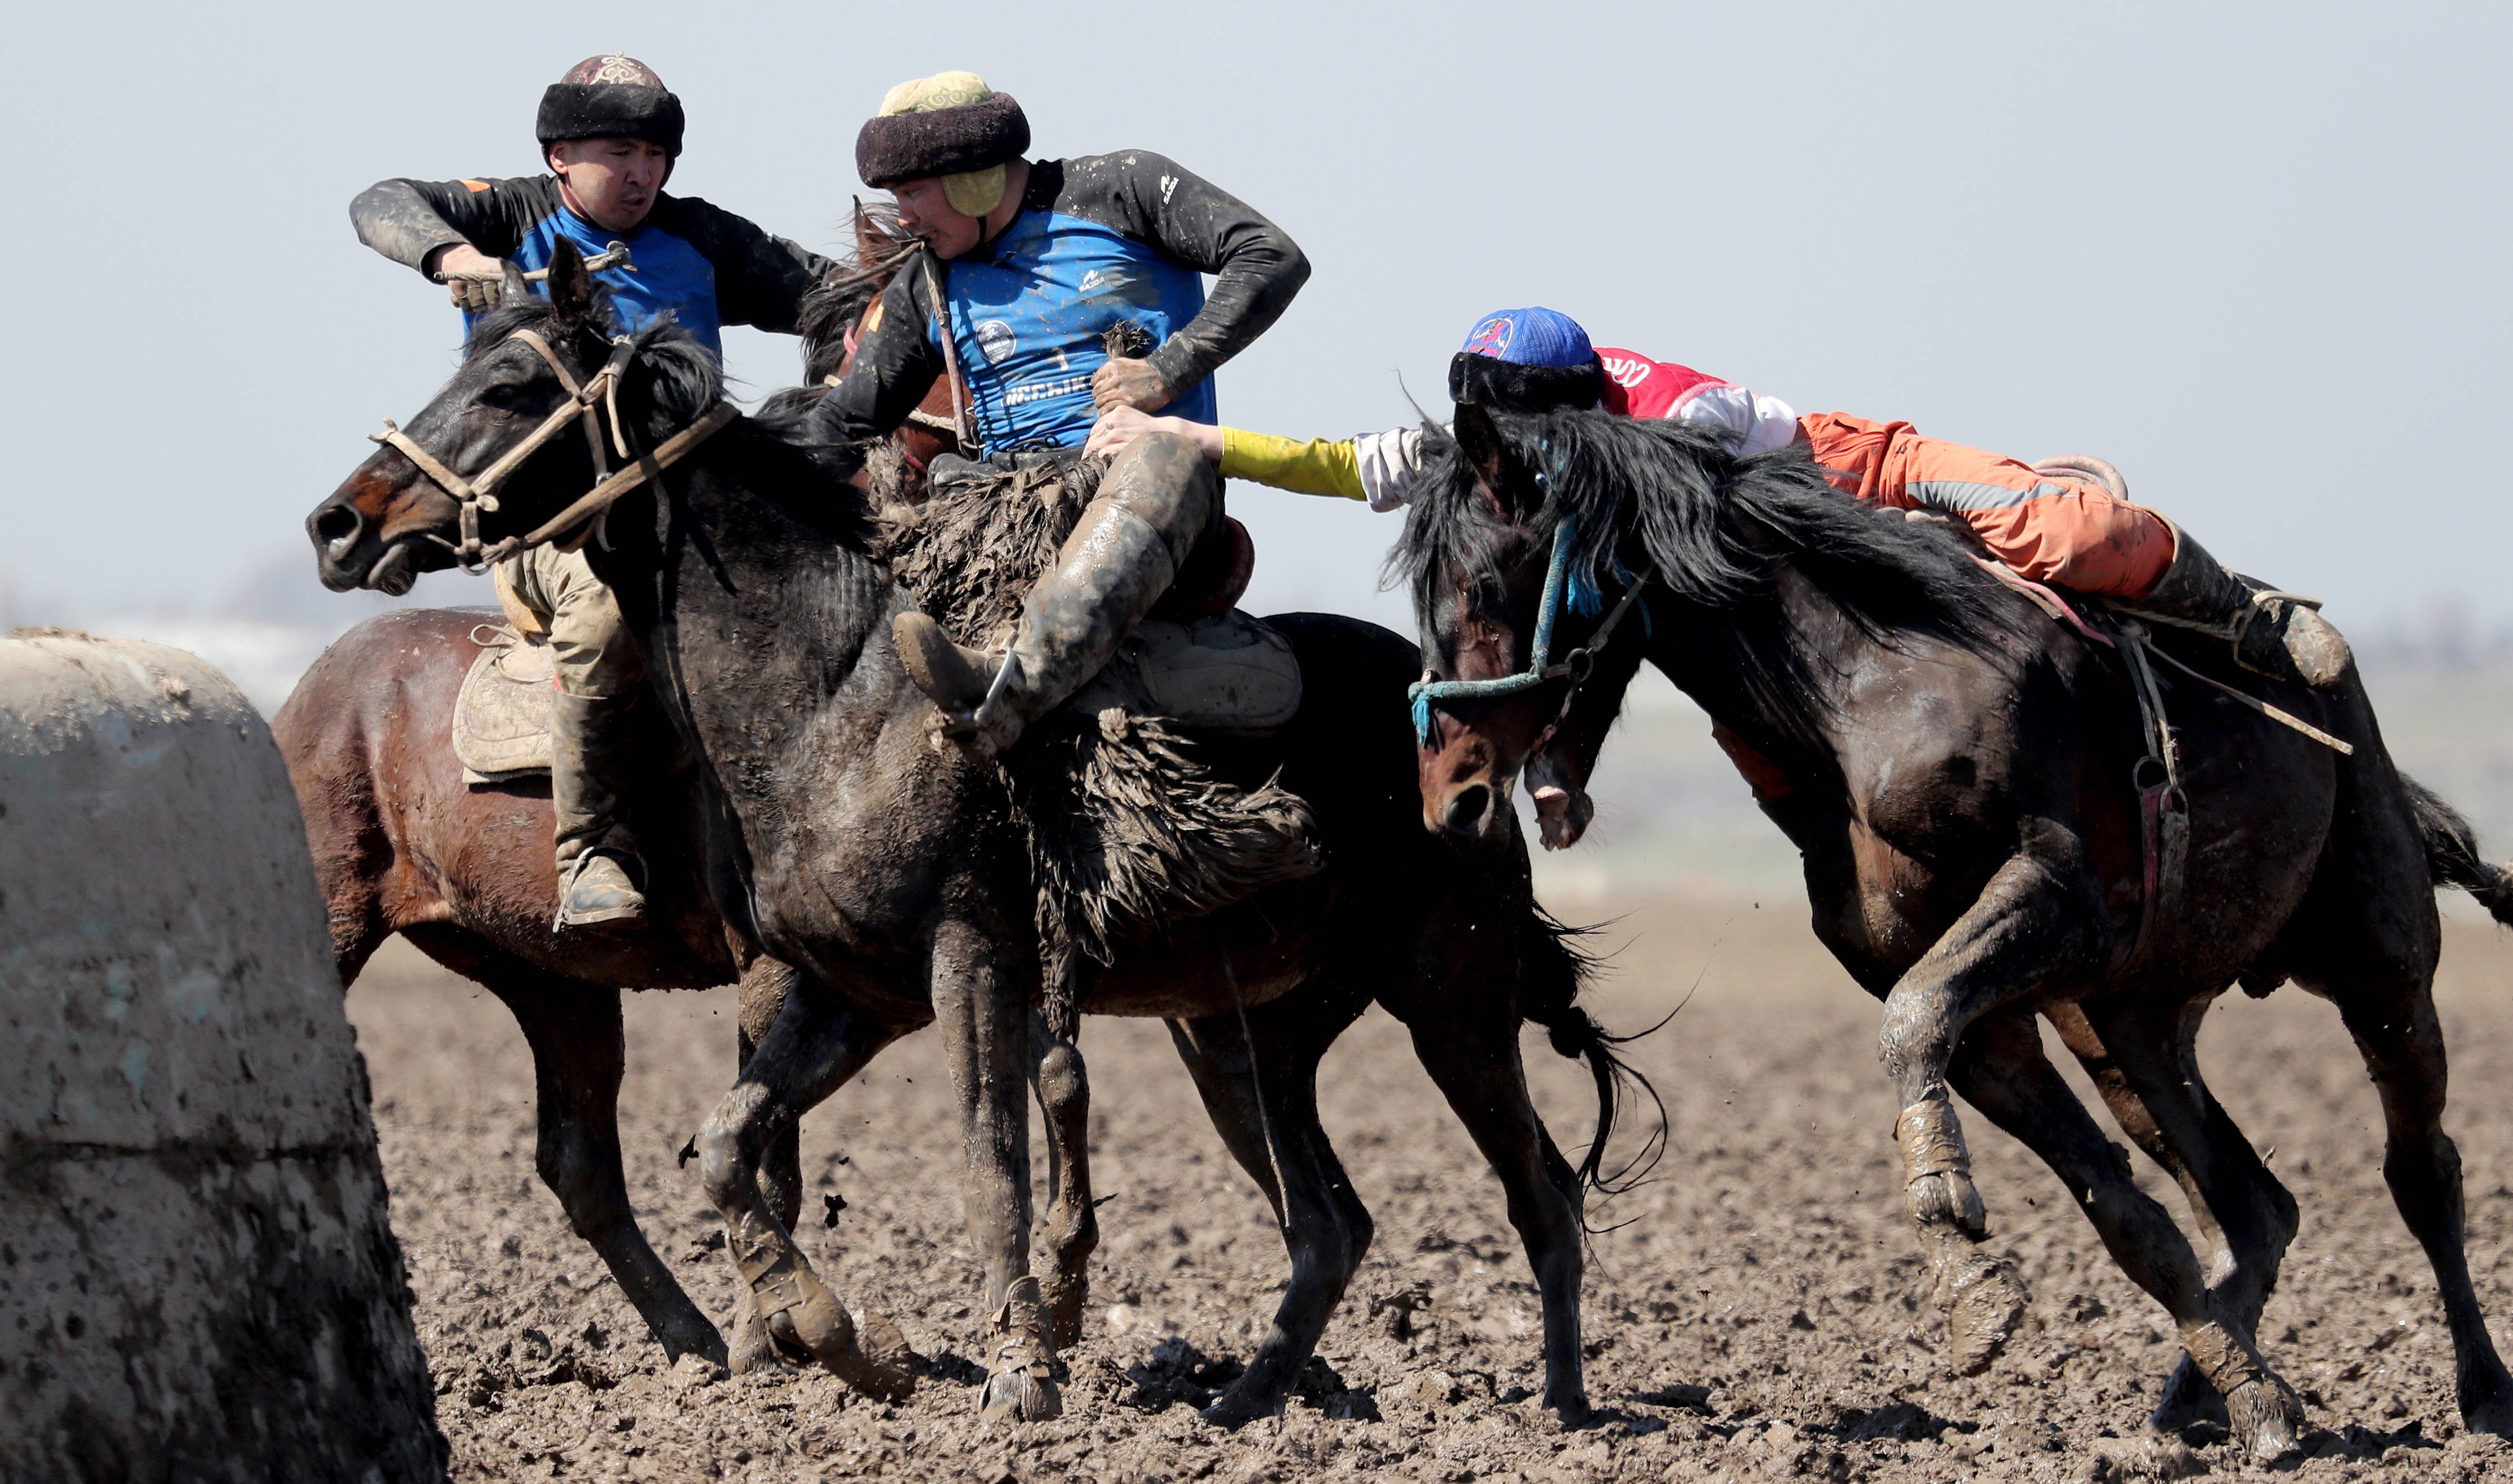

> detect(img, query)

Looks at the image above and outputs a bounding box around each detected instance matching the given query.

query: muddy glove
[1090,356,1172,414]
[441,262,511,313]
[428,243,511,313]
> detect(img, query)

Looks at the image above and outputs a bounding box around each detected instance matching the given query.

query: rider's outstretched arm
[1088,409,1428,511]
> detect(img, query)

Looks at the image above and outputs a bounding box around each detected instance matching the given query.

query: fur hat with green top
[855,71,1031,217]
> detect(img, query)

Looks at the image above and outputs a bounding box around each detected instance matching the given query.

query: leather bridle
[366,328,736,573]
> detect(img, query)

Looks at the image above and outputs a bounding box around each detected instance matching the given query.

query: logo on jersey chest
[974,320,1017,365]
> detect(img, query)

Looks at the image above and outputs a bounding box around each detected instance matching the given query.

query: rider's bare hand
[1085,407,1226,463]
[427,243,509,313]
[1085,406,1164,458]
[1090,356,1171,413]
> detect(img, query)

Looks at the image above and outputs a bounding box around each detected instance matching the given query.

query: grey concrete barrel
[0,632,443,1483]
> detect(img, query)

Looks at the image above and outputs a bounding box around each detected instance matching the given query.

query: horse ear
[544,239,593,327]
[499,258,533,306]
[1454,404,1534,519]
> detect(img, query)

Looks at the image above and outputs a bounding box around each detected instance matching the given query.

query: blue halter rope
[1408,513,1658,747]
[1410,515,1577,744]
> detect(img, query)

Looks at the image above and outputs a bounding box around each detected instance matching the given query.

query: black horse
[303,244,1647,1425]
[1397,402,2513,1460]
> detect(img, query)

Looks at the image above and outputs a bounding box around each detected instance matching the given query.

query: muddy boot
[551,691,648,929]
[2116,524,2353,691]
[893,432,1219,759]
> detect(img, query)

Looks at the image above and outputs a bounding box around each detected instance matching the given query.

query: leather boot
[895,432,1219,758]
[551,690,648,929]
[2116,524,2353,692]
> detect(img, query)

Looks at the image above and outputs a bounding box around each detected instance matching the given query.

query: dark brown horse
[268,216,980,1372]
[297,243,1647,1424]
[1398,403,2513,1460]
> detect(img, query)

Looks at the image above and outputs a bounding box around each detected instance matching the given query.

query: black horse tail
[1516,907,1671,1201]
[2402,773,2513,926]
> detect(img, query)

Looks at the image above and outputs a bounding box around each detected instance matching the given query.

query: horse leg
[480,964,726,1366]
[1876,837,2107,1373]
[929,911,1061,1422]
[1402,1000,1589,1423]
[694,968,919,1395]
[1166,984,1373,1428]
[2053,996,2306,1458]
[2308,966,2513,1435]
[726,954,804,1375]
[1942,1008,2230,1389]
[1027,1007,1098,1352]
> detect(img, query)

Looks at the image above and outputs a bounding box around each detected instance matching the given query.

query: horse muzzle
[1420,750,1520,847]
[307,494,423,596]
[1530,782,1594,851]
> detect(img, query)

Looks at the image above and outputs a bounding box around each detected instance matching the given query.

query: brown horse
[294,243,1648,1424]
[1398,403,2513,1461]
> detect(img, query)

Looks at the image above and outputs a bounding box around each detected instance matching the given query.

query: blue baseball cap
[1458,307,1594,368]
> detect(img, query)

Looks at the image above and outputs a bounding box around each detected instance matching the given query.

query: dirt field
[348,897,2513,1482]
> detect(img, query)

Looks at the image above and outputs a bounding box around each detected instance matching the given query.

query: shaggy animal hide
[873,453,1322,1034]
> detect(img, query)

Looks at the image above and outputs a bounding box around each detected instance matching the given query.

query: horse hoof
[2457,1357,2513,1436]
[1943,1254,2028,1376]
[769,1272,916,1402]
[1198,1388,1276,1431]
[726,1302,783,1377]
[2225,1376,2304,1465]
[2146,1353,2229,1434]
[980,1366,1062,1423]
[1545,1392,1594,1428]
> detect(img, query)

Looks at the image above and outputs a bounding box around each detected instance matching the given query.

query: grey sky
[5,1,2506,643]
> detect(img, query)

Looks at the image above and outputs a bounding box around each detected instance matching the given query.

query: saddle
[452,625,557,784]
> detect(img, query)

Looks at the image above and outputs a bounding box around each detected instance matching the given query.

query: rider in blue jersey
[809,73,1309,758]
[348,54,834,931]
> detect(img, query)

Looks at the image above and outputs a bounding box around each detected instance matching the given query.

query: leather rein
[368,327,737,574]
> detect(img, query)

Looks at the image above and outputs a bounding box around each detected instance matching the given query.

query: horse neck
[598,443,916,773]
[1636,564,1862,778]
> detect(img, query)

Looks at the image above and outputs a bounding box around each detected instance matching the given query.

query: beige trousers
[493,544,643,699]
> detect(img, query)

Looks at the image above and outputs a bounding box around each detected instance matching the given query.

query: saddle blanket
[453,626,556,784]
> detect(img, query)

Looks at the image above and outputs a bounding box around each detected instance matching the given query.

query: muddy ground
[348,897,2513,1482]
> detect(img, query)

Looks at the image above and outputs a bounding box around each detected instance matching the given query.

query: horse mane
[1396,408,2032,749]
[794,199,914,386]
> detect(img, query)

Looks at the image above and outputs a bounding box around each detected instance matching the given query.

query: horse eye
[480,384,521,410]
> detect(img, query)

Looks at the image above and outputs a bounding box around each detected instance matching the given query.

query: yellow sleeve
[1217,428,1366,500]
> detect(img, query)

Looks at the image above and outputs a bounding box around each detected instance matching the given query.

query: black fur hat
[538,54,685,158]
[1449,351,1607,414]
[857,88,1030,187]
